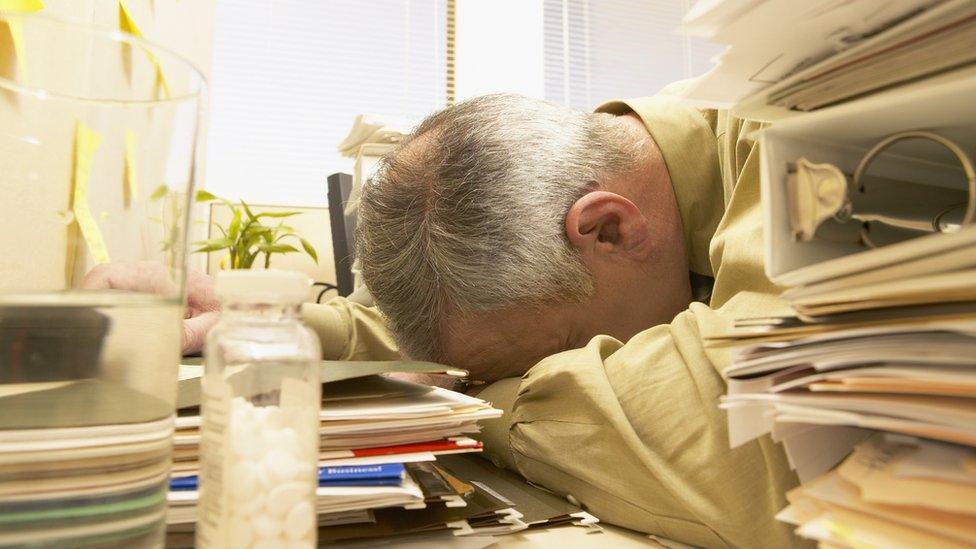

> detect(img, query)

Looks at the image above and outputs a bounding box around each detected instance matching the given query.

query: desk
[322,523,667,548]
[490,523,665,548]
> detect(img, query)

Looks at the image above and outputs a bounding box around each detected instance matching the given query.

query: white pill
[262,406,286,430]
[256,461,275,489]
[293,461,316,481]
[263,426,300,454]
[264,448,299,482]
[284,540,313,549]
[236,491,265,516]
[252,536,285,549]
[227,514,253,548]
[252,514,283,539]
[284,500,315,541]
[231,398,254,421]
[230,431,262,459]
[228,460,260,500]
[267,481,308,517]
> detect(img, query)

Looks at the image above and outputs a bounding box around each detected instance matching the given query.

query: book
[169,463,407,492]
[319,463,405,485]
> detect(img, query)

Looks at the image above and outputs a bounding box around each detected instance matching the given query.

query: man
[87,86,801,547]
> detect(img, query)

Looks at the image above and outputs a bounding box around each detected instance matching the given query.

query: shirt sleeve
[301,297,400,361]
[497,303,801,548]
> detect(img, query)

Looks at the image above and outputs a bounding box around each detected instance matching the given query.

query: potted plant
[191,190,318,269]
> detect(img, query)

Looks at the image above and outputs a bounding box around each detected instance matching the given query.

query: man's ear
[565,191,651,259]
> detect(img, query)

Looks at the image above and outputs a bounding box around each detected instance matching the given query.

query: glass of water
[0,12,205,548]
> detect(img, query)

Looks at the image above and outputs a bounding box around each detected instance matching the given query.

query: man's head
[357,94,692,381]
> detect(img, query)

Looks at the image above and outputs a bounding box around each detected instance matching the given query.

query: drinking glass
[0,12,205,547]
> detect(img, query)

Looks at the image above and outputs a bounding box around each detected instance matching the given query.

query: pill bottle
[197,270,321,549]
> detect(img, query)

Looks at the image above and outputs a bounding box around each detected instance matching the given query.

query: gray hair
[356,93,642,361]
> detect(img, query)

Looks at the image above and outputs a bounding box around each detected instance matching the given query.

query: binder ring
[852,130,976,232]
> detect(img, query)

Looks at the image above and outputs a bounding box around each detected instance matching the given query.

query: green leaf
[299,237,318,264]
[228,209,243,240]
[241,200,257,221]
[149,184,169,201]
[255,243,299,254]
[192,237,234,253]
[256,211,302,219]
[195,189,220,202]
[241,226,272,244]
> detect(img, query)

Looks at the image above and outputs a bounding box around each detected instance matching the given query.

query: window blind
[205,0,447,205]
[543,0,722,110]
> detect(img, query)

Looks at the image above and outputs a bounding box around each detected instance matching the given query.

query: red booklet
[320,436,481,460]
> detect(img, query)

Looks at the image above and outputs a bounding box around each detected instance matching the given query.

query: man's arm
[479,301,801,548]
[81,262,401,360]
[302,298,400,361]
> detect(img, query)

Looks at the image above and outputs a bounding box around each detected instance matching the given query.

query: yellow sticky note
[123,129,140,207]
[118,0,170,99]
[153,61,171,99]
[0,0,44,10]
[117,0,143,36]
[0,0,44,83]
[73,122,110,265]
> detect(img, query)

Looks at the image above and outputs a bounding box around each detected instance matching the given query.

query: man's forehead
[439,307,567,378]
[440,312,510,366]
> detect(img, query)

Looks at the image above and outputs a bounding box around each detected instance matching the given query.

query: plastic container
[197,270,321,549]
[0,13,205,548]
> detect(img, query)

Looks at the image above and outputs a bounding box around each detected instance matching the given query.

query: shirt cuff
[301,302,348,360]
[473,376,522,471]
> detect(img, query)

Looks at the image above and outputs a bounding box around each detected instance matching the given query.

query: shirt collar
[595,97,724,278]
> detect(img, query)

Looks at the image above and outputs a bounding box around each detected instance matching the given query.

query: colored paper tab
[0,0,44,10]
[123,129,140,207]
[0,0,44,83]
[118,0,170,99]
[73,122,110,265]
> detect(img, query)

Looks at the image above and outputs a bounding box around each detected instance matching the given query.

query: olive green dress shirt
[302,89,803,547]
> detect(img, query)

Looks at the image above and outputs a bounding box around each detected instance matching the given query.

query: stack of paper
[767,0,976,111]
[336,114,408,158]
[165,362,514,543]
[714,225,976,543]
[0,380,174,547]
[315,454,600,543]
[779,434,976,547]
[316,459,529,543]
[678,0,973,119]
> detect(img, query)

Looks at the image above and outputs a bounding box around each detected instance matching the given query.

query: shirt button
[566,494,581,506]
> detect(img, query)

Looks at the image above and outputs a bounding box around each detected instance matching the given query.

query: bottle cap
[215,269,312,304]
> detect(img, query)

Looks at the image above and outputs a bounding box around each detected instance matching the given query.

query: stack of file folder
[713,225,976,545]
[780,433,976,547]
[767,0,976,112]
[0,380,173,547]
[678,0,976,119]
[165,361,522,543]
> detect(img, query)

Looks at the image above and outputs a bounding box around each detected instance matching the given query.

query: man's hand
[81,262,221,355]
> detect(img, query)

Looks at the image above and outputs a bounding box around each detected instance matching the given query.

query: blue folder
[169,462,406,491]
